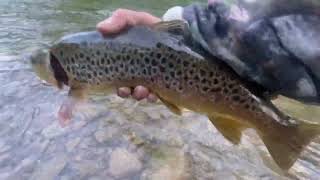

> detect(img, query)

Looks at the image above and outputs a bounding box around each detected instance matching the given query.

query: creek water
[0,0,319,179]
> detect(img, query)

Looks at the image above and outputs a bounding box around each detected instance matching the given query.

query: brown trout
[31,21,320,170]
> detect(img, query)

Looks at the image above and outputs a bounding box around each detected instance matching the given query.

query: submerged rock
[108,148,142,178]
[0,59,319,179]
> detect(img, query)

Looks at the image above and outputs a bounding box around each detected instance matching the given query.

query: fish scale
[31,20,320,171]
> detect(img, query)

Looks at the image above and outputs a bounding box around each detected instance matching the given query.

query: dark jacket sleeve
[162,2,320,104]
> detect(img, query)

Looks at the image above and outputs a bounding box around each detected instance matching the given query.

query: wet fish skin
[33,22,320,171]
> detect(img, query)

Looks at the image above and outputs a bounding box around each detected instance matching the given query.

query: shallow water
[0,0,320,179]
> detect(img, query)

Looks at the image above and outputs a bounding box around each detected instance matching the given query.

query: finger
[97,9,161,34]
[117,87,132,98]
[147,93,158,103]
[97,15,127,34]
[132,86,150,101]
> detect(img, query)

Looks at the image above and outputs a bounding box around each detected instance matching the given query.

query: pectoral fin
[58,84,87,127]
[152,20,189,36]
[159,97,182,115]
[209,116,247,145]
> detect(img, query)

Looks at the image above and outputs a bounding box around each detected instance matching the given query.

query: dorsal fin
[152,20,189,36]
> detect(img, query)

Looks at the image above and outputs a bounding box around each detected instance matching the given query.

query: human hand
[97,9,161,102]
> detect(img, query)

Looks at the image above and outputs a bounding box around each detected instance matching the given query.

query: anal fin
[209,116,247,145]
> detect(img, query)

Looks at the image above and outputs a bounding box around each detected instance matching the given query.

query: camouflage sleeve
[162,2,320,104]
[162,2,250,77]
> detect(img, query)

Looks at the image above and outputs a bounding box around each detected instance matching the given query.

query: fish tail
[261,119,320,170]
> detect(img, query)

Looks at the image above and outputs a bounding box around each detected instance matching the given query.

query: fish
[30,20,320,170]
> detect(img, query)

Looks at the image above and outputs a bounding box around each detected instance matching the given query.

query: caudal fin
[261,120,320,170]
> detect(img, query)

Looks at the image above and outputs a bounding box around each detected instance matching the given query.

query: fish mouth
[50,52,69,88]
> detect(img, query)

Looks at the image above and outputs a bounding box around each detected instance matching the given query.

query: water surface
[0,0,319,179]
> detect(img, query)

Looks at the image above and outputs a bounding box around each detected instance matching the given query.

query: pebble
[65,137,81,152]
[30,153,67,180]
[108,148,142,178]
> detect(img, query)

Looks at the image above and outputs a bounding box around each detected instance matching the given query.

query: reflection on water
[0,0,319,179]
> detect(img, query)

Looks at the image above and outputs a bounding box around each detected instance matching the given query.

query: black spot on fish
[213,79,219,85]
[152,68,157,74]
[202,87,209,92]
[71,57,75,64]
[87,73,92,79]
[200,69,206,77]
[168,63,174,68]
[170,71,175,78]
[232,96,240,102]
[159,66,165,73]
[232,89,239,94]
[156,43,162,48]
[79,53,84,58]
[194,76,199,81]
[96,50,101,56]
[176,71,182,76]
[183,61,189,67]
[151,59,158,66]
[101,58,105,64]
[210,87,222,92]
[144,57,150,64]
[156,53,162,59]
[93,71,97,77]
[209,72,214,78]
[130,59,135,65]
[161,57,167,64]
[111,57,116,64]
